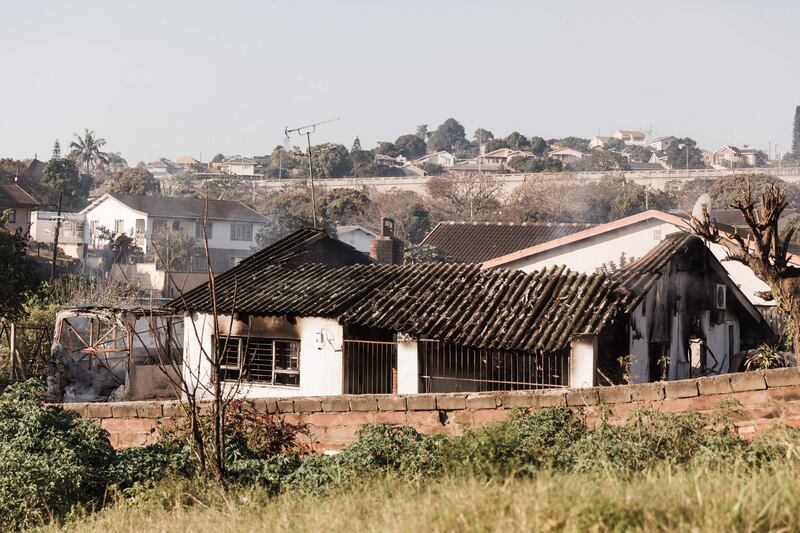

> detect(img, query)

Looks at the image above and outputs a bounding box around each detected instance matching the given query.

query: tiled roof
[0,182,39,208]
[421,221,596,264]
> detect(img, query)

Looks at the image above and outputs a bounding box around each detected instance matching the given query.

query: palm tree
[69,129,110,173]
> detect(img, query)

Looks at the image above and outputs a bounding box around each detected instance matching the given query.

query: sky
[1,0,799,164]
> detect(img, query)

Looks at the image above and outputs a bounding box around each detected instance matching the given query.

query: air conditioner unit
[713,283,726,310]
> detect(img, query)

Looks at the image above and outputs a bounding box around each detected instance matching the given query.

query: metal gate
[419,340,568,393]
[343,340,397,394]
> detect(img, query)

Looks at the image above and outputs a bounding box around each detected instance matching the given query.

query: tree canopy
[394,134,426,158]
[665,138,705,169]
[109,167,160,196]
[40,158,93,210]
[428,118,468,153]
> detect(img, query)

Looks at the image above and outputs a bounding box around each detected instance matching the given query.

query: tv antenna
[284,117,340,228]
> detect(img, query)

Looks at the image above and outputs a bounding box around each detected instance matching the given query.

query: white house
[146,159,180,179]
[712,146,764,168]
[613,130,647,147]
[476,148,530,166]
[219,156,261,177]
[548,147,585,164]
[648,136,678,152]
[30,211,90,259]
[82,193,268,270]
[336,225,378,254]
[413,151,456,168]
[589,136,612,149]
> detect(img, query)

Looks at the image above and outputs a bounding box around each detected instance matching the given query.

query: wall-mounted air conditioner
[713,283,726,310]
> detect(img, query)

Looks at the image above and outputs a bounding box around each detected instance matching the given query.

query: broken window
[217,337,300,386]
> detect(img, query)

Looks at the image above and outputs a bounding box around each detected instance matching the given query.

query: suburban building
[170,229,770,400]
[336,225,379,254]
[30,211,90,259]
[146,159,180,179]
[476,148,530,166]
[648,136,678,152]
[613,130,647,147]
[0,181,39,233]
[413,151,456,168]
[589,136,612,149]
[219,156,262,177]
[421,221,595,264]
[548,147,585,164]
[82,193,268,270]
[174,155,201,170]
[713,146,766,168]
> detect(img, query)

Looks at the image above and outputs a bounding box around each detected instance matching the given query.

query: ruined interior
[47,308,183,402]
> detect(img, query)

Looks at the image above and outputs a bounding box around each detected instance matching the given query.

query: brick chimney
[370,218,404,265]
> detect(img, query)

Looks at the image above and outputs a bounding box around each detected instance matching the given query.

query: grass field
[48,465,800,533]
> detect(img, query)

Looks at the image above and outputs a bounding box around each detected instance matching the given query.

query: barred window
[196,221,213,239]
[217,337,300,386]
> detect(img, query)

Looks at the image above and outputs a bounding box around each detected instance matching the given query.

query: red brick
[405,410,442,428]
[436,395,467,410]
[473,409,510,425]
[279,413,303,425]
[264,399,278,414]
[276,400,294,413]
[664,380,699,399]
[466,394,499,409]
[598,386,632,404]
[374,411,407,425]
[325,425,358,445]
[111,403,140,418]
[86,403,113,418]
[535,390,567,408]
[730,372,767,392]
[566,388,599,407]
[321,398,350,412]
[767,387,800,402]
[632,382,665,402]
[765,368,800,388]
[449,409,474,426]
[330,412,373,426]
[294,399,322,413]
[407,395,437,410]
[377,396,407,411]
[697,375,732,396]
[350,397,378,411]
[305,412,339,427]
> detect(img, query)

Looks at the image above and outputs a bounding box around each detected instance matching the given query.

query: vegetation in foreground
[3,380,800,531]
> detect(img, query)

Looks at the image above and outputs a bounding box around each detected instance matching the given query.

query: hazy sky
[2,0,799,164]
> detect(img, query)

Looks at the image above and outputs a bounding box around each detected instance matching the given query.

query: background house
[613,130,646,147]
[413,151,455,168]
[0,181,39,233]
[336,225,378,254]
[548,147,585,164]
[30,211,89,259]
[82,193,268,270]
[219,156,262,177]
[589,136,612,149]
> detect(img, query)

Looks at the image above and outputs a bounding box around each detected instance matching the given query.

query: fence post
[396,335,419,394]
[9,323,16,381]
[569,335,597,388]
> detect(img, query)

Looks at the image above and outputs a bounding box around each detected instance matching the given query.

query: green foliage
[110,167,160,196]
[317,188,371,225]
[69,128,109,174]
[427,118,468,153]
[404,243,449,264]
[306,143,352,178]
[509,156,562,173]
[394,134,426,158]
[529,136,548,156]
[0,381,115,530]
[150,229,197,271]
[0,221,39,321]
[792,105,800,160]
[505,131,529,149]
[484,138,510,152]
[40,158,94,210]
[665,137,705,169]
[418,162,444,175]
[255,185,336,247]
[558,136,590,152]
[744,343,786,371]
[572,150,630,171]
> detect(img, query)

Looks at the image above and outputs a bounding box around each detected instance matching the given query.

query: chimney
[370,218,404,265]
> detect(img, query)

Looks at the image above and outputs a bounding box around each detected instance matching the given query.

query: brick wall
[63,368,800,451]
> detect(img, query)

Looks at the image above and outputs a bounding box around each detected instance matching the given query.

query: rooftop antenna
[284,117,340,228]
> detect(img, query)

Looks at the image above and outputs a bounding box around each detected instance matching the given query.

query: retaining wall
[64,368,800,451]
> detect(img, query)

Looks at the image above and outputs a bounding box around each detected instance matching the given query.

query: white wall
[569,336,597,388]
[337,228,375,254]
[502,218,774,307]
[84,196,147,249]
[183,313,344,399]
[397,339,419,394]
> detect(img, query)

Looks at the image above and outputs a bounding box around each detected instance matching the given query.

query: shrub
[0,380,115,530]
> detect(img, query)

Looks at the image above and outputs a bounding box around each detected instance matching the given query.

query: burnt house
[171,230,771,399]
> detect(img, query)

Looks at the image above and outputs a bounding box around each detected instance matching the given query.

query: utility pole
[284,118,340,229]
[50,191,62,283]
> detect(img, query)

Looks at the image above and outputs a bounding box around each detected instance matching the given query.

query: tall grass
[46,465,800,533]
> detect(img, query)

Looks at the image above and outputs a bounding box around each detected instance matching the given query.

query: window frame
[7,209,16,224]
[217,336,300,387]
[229,223,253,241]
[196,220,213,239]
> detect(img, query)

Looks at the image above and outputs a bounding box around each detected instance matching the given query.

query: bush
[0,380,115,530]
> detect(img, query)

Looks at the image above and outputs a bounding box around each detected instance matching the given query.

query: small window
[171,220,181,231]
[217,337,300,386]
[151,219,167,233]
[195,221,213,239]
[7,210,16,223]
[191,255,208,272]
[114,219,125,234]
[230,223,253,241]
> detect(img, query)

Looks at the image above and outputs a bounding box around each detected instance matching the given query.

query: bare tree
[425,171,502,221]
[688,176,800,360]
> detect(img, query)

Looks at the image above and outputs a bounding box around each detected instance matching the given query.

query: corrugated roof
[102,194,267,222]
[421,221,596,264]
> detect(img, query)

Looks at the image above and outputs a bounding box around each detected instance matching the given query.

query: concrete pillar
[397,339,419,394]
[569,335,598,388]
